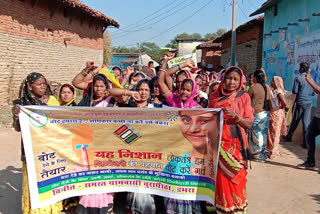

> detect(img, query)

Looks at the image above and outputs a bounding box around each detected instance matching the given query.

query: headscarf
[242,75,247,84]
[178,78,201,108]
[13,72,52,106]
[272,76,285,95]
[98,67,123,89]
[78,74,109,107]
[260,67,267,82]
[141,67,156,79]
[57,83,76,106]
[135,72,148,79]
[130,72,148,91]
[208,66,252,161]
[209,66,245,107]
[217,69,226,81]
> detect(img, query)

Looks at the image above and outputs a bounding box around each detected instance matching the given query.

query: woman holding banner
[209,66,253,214]
[76,71,118,214]
[158,53,207,214]
[12,72,62,214]
[125,78,165,214]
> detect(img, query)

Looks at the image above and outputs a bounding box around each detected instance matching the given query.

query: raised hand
[305,69,311,81]
[126,66,135,75]
[131,91,141,102]
[182,60,196,69]
[12,105,21,119]
[164,52,176,61]
[85,61,95,72]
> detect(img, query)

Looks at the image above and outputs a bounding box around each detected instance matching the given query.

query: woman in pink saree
[267,76,287,159]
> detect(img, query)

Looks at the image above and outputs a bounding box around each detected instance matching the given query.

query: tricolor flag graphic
[114,124,140,144]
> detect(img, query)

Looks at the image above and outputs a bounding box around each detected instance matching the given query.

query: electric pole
[137,43,143,66]
[231,0,237,66]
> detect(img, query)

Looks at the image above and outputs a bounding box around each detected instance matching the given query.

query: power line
[113,0,179,32]
[112,0,201,40]
[238,3,249,20]
[119,0,214,47]
[111,0,188,37]
[246,0,259,10]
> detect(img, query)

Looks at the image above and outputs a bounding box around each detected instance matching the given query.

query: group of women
[12,51,287,214]
[247,70,287,162]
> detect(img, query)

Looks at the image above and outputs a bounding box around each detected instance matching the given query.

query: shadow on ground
[280,140,320,169]
[310,194,320,213]
[0,166,22,214]
[280,121,320,168]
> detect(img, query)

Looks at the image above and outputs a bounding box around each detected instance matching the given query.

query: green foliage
[165,32,202,49]
[112,46,139,53]
[140,42,167,61]
[111,29,227,62]
[112,42,167,61]
[216,28,227,37]
[204,28,227,40]
[204,33,217,40]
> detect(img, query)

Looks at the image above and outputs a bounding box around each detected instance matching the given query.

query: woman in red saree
[209,66,253,213]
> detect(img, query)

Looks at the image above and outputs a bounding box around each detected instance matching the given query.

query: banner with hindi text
[19,106,222,209]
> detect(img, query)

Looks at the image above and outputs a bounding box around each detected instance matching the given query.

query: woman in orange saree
[209,66,253,214]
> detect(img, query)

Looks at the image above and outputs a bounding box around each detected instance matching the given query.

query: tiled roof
[112,52,150,57]
[121,57,139,64]
[213,16,264,43]
[176,38,208,42]
[196,41,222,49]
[57,0,119,28]
[250,0,279,17]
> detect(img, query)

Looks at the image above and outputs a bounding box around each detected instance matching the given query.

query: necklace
[93,96,104,102]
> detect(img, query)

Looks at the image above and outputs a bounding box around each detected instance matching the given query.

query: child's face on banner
[179,111,219,152]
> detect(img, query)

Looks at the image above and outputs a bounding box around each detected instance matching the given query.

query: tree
[111,42,166,61]
[112,46,130,53]
[216,28,227,37]
[140,42,167,61]
[103,30,112,65]
[204,28,227,40]
[165,32,203,49]
[204,33,217,40]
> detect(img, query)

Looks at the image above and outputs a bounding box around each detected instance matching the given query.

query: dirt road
[0,127,319,214]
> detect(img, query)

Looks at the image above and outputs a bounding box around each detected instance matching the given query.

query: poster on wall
[294,31,320,85]
[19,106,222,209]
[294,31,320,71]
[279,30,286,41]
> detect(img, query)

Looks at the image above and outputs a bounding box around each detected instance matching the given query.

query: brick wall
[0,33,102,105]
[0,0,104,105]
[221,40,259,76]
[201,48,221,70]
[220,24,263,77]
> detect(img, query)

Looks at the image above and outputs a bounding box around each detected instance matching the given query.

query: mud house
[0,0,119,105]
[213,16,264,76]
[196,40,221,70]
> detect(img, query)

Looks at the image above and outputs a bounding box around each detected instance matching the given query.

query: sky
[81,0,264,48]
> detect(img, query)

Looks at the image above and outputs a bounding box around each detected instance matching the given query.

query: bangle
[89,70,96,76]
[13,117,19,124]
[80,69,87,77]
[177,64,181,71]
[159,69,166,72]
[233,114,241,123]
